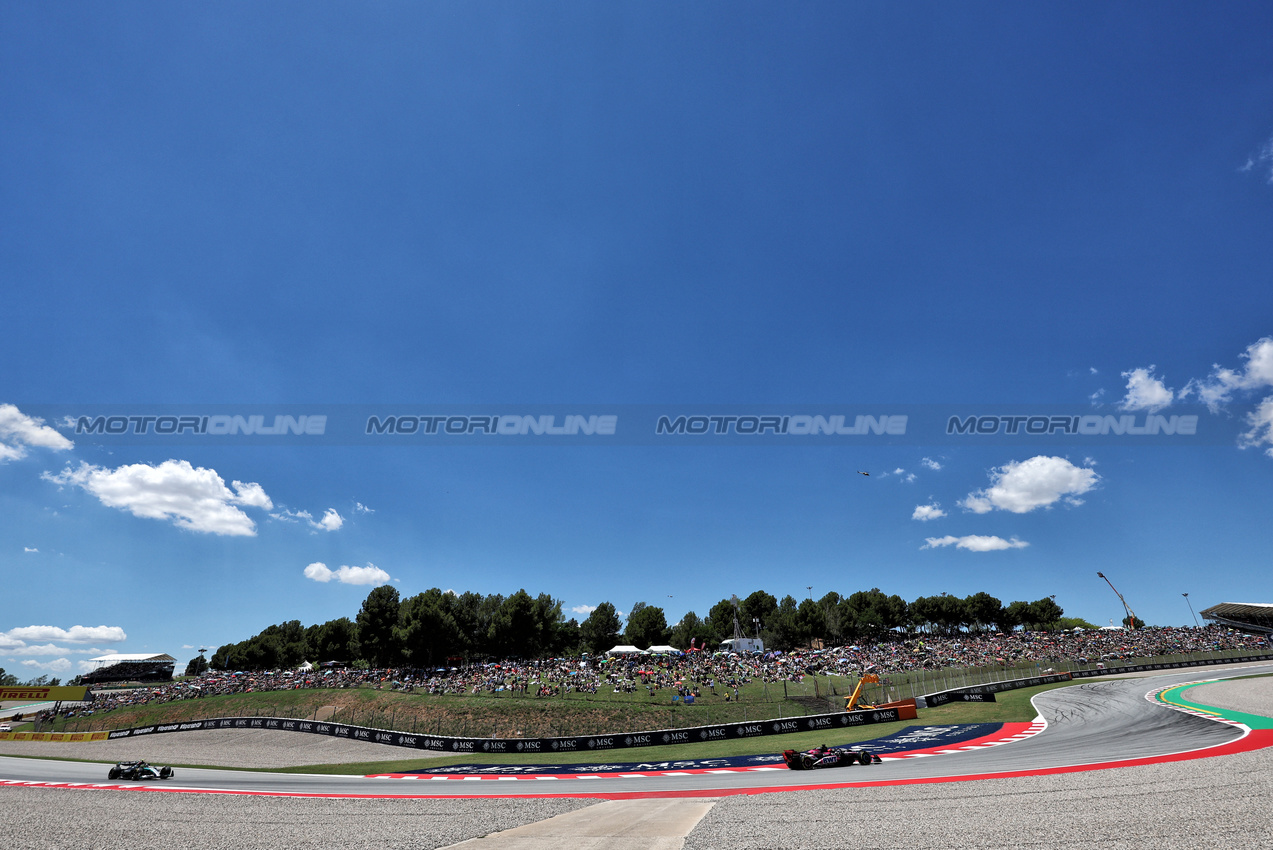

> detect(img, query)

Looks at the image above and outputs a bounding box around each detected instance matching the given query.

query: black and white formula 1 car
[108,760,174,780]
[782,745,882,770]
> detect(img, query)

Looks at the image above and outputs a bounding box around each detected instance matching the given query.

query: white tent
[645,645,681,655]
[605,645,643,656]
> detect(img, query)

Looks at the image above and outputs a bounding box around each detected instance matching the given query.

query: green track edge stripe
[1158,681,1273,730]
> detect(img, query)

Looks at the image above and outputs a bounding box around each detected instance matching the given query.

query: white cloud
[1185,337,1273,409]
[6,625,127,644]
[922,535,1030,552]
[571,604,597,615]
[43,460,272,536]
[960,455,1099,514]
[1119,366,1175,412]
[1240,397,1273,458]
[1241,133,1273,183]
[230,481,273,509]
[24,547,37,553]
[921,457,942,471]
[20,657,73,673]
[354,502,374,514]
[912,503,947,521]
[1089,388,1106,403]
[303,561,391,586]
[0,404,73,463]
[6,643,72,657]
[272,507,344,531]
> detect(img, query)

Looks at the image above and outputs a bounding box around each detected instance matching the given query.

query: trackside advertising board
[1067,653,1273,678]
[918,672,1073,708]
[0,730,109,742]
[94,706,911,754]
[0,686,90,702]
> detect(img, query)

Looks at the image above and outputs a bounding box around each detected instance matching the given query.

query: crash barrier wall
[921,690,998,707]
[1066,652,1273,680]
[917,672,1073,709]
[53,705,915,755]
[916,652,1273,708]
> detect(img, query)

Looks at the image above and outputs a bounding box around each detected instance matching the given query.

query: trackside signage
[917,654,1273,707]
[86,706,906,753]
[0,686,90,702]
[918,673,1072,708]
[1067,653,1273,679]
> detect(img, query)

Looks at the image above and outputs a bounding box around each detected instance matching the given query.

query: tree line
[205,585,1076,673]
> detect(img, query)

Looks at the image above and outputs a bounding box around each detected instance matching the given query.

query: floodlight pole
[1097,571,1138,630]
[1182,593,1200,628]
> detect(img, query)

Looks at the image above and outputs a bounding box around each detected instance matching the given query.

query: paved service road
[3,663,1269,798]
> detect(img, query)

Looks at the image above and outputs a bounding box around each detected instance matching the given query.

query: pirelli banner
[0,685,91,702]
[0,730,110,743]
[95,706,911,754]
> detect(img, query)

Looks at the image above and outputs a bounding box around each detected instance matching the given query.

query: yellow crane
[844,673,880,711]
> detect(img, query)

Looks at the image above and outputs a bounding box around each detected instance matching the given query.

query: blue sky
[3,2,1272,677]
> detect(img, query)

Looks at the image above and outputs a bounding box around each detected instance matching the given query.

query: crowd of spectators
[54,624,1270,723]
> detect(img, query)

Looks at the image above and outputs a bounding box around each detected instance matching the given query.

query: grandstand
[82,653,176,684]
[1199,602,1273,639]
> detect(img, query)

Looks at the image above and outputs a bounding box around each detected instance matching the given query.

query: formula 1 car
[782,745,881,770]
[108,761,174,780]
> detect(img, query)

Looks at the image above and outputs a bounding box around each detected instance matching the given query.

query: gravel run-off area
[2,674,1270,849]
